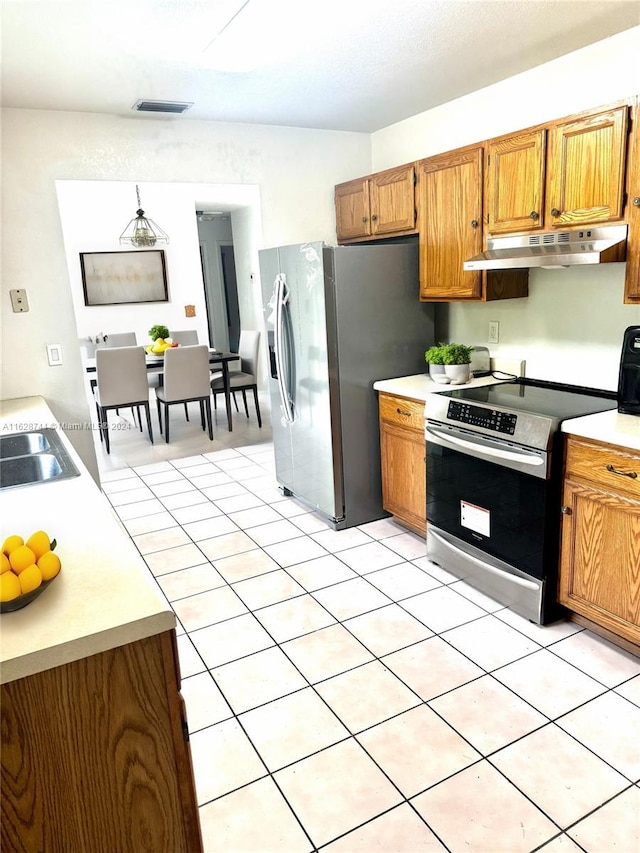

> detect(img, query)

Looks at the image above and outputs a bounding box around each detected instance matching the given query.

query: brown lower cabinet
[559,436,640,645]
[1,630,203,853]
[379,392,426,536]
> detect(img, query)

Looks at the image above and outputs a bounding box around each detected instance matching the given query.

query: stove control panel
[447,400,517,435]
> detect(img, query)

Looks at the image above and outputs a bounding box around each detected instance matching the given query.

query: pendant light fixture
[119,184,169,248]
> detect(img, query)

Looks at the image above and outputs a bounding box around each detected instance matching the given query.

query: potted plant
[148,324,170,342]
[424,344,449,384]
[442,342,474,385]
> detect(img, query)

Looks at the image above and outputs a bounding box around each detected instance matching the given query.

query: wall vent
[133,100,193,114]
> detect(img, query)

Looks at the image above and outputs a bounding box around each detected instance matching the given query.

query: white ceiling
[2,0,639,133]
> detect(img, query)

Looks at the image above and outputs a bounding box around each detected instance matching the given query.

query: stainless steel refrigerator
[259,241,435,529]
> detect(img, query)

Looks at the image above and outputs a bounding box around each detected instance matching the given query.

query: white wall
[1,109,370,473]
[372,27,640,392]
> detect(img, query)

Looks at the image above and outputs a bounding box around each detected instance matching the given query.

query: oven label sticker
[460,501,490,537]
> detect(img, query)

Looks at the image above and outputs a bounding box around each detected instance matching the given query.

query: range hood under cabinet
[463,225,628,271]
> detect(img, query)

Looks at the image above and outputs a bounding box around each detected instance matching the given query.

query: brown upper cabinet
[624,97,640,304]
[335,164,416,242]
[486,104,630,234]
[485,129,546,234]
[416,146,528,302]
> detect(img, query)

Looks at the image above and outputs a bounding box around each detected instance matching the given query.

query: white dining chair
[104,332,137,347]
[95,346,153,454]
[169,330,199,345]
[211,330,262,428]
[155,345,214,443]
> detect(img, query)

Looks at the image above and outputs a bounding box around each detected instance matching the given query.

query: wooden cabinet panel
[546,106,628,227]
[379,392,426,536]
[335,166,416,242]
[559,479,640,644]
[1,632,203,853]
[486,129,546,233]
[625,97,640,304]
[418,148,484,300]
[369,165,416,235]
[335,178,371,240]
[559,437,640,646]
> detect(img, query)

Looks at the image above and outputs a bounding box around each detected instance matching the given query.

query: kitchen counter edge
[0,396,175,685]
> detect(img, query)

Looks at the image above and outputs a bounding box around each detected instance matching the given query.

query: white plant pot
[444,364,470,385]
[429,364,448,383]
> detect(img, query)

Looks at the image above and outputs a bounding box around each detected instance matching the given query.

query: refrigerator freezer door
[260,243,343,522]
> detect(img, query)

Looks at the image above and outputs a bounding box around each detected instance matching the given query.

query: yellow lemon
[0,553,11,574]
[2,535,24,557]
[9,545,37,575]
[19,564,42,595]
[26,530,54,561]
[38,550,61,581]
[0,570,21,602]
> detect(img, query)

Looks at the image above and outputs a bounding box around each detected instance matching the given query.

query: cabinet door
[624,98,640,304]
[418,148,483,300]
[380,419,426,536]
[486,130,546,233]
[335,178,371,240]
[559,479,640,645]
[546,106,629,227]
[370,165,416,235]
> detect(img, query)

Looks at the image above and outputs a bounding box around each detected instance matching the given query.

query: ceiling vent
[133,100,193,115]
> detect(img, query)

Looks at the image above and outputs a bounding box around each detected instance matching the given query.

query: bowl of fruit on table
[146,325,179,356]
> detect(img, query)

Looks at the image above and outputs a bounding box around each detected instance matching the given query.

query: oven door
[426,421,556,581]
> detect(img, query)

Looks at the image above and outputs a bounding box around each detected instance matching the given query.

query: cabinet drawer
[379,394,425,432]
[565,438,640,498]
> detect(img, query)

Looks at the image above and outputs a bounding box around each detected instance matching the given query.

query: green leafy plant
[148,324,170,341]
[442,343,474,365]
[424,344,447,365]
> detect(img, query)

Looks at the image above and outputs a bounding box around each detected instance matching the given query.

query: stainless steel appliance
[618,325,640,415]
[463,224,627,271]
[259,241,434,528]
[425,380,618,623]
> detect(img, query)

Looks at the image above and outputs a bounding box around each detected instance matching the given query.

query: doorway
[197,212,241,352]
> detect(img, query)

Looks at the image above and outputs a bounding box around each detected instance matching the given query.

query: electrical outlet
[488,321,500,344]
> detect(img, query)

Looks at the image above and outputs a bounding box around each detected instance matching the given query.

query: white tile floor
[100,428,640,853]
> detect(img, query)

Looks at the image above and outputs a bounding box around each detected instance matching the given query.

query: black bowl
[0,576,57,613]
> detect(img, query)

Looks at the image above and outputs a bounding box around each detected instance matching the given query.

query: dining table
[84,348,241,432]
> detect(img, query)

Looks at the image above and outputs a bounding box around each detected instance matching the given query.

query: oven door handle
[425,425,546,468]
[428,529,540,591]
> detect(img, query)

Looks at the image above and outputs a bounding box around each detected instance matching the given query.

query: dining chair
[95,346,153,454]
[169,330,199,345]
[105,332,137,347]
[211,330,262,428]
[155,345,214,443]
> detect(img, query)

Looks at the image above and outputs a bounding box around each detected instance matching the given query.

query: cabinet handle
[470,219,479,228]
[371,214,378,221]
[633,197,640,207]
[560,506,572,515]
[606,464,638,479]
[396,407,412,417]
[361,216,368,223]
[551,207,560,217]
[529,211,539,220]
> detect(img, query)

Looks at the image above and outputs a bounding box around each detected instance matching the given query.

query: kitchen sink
[0,429,80,490]
[0,432,50,458]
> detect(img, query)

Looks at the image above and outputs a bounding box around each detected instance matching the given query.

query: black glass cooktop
[440,379,617,421]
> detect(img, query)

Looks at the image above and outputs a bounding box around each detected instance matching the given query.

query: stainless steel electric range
[425,379,618,624]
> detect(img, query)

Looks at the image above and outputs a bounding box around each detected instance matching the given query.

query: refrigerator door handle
[274,274,295,423]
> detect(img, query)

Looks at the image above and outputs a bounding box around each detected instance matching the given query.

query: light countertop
[0,397,175,684]
[373,372,510,403]
[561,408,640,453]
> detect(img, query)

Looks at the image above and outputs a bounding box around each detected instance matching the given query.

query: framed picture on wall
[80,250,168,306]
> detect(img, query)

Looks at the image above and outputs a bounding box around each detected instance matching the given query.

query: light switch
[10,289,29,312]
[46,344,63,366]
[185,304,196,317]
